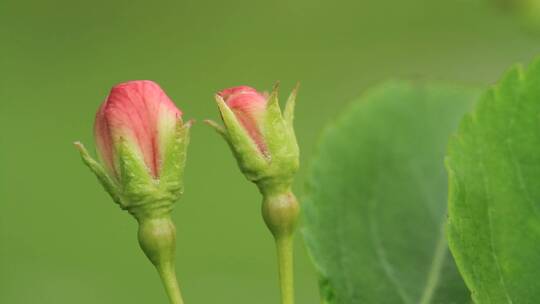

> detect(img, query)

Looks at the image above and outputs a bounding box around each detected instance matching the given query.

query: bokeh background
[1,0,540,303]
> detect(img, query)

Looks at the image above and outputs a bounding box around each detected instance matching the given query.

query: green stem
[275,235,295,304]
[156,262,184,304]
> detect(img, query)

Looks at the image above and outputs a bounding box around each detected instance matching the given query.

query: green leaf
[303,81,479,304]
[447,60,540,303]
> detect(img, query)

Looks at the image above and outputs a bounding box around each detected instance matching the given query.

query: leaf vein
[368,198,413,304]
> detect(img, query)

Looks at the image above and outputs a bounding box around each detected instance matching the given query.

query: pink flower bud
[94,80,182,179]
[218,86,268,153]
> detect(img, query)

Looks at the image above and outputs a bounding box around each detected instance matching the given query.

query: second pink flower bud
[208,83,299,195]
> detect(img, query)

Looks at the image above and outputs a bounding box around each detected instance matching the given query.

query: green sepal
[283,83,300,157]
[159,119,192,198]
[215,94,268,180]
[116,137,158,208]
[260,84,300,187]
[263,82,288,151]
[283,82,299,127]
[203,119,226,137]
[75,124,191,220]
[74,142,123,206]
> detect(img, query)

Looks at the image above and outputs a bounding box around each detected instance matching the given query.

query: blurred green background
[1,0,539,303]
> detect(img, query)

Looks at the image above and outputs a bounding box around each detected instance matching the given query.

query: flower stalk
[138,216,184,304]
[263,190,299,304]
[157,260,184,304]
[276,235,295,304]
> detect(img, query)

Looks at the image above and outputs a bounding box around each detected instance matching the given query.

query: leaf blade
[447,60,540,303]
[303,81,478,304]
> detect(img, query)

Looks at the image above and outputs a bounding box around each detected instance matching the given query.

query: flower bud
[206,83,299,196]
[75,80,190,304]
[94,80,182,180]
[75,80,191,219]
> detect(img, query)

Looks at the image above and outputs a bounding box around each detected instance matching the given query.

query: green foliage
[447,59,540,303]
[303,81,479,304]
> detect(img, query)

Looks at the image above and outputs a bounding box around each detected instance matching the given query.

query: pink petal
[94,80,182,179]
[218,85,268,154]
